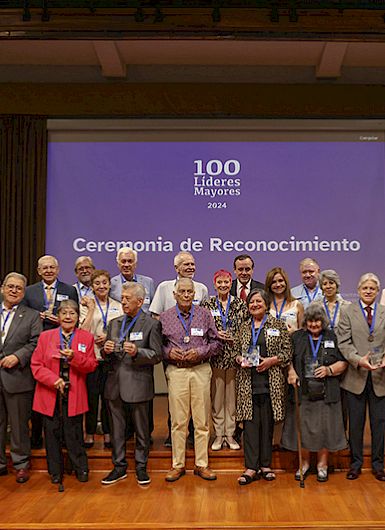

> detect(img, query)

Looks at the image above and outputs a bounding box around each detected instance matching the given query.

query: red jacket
[31,327,97,417]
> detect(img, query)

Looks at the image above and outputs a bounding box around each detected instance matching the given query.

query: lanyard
[216,296,231,331]
[304,285,319,304]
[119,310,142,342]
[308,333,323,362]
[176,304,195,339]
[323,298,339,329]
[251,314,267,348]
[59,328,75,350]
[273,298,286,319]
[1,309,12,334]
[359,301,377,336]
[95,297,110,331]
[41,281,57,311]
[77,282,91,297]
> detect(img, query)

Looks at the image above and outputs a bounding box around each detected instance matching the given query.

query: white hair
[38,255,59,267]
[174,251,194,268]
[357,272,380,291]
[121,281,145,300]
[116,247,137,263]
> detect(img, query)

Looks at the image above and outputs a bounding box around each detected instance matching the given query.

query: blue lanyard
[59,328,75,350]
[95,297,110,331]
[1,309,12,333]
[119,310,142,342]
[308,333,323,362]
[359,301,377,336]
[273,298,286,319]
[323,298,339,329]
[304,285,319,304]
[41,281,57,311]
[77,282,91,297]
[176,304,195,338]
[216,296,231,331]
[251,315,267,348]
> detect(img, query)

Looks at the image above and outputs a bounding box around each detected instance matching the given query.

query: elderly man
[291,257,323,309]
[161,278,221,482]
[230,254,264,301]
[110,247,155,314]
[101,282,162,486]
[73,256,95,300]
[0,273,42,483]
[22,255,78,449]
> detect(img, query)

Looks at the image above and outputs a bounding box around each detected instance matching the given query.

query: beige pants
[211,367,236,437]
[166,362,212,469]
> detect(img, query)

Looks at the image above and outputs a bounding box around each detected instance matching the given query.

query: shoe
[165,467,185,482]
[193,466,217,481]
[373,470,385,482]
[317,467,328,483]
[75,471,88,483]
[238,470,260,486]
[163,436,172,448]
[31,439,43,450]
[84,442,94,449]
[136,468,151,485]
[51,475,60,484]
[0,467,8,477]
[225,436,240,451]
[104,441,112,449]
[295,465,310,481]
[101,468,127,485]
[211,436,223,451]
[233,426,243,445]
[260,469,276,481]
[16,468,30,483]
[346,468,361,480]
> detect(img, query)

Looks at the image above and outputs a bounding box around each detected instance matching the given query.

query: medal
[368,334,374,342]
[176,304,195,346]
[183,336,190,344]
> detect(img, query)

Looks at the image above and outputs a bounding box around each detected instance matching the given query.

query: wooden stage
[1,396,385,530]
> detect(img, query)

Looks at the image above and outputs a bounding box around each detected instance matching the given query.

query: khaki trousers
[211,367,236,437]
[166,363,212,469]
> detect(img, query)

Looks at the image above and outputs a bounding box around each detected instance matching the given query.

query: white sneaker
[211,436,223,451]
[225,436,240,450]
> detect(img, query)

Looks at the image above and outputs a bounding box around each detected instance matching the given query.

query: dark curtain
[0,115,47,284]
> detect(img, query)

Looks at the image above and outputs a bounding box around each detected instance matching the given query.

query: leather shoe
[374,470,385,482]
[165,467,185,482]
[193,466,217,481]
[16,468,30,484]
[0,467,8,477]
[346,468,361,480]
[51,475,60,484]
[75,471,88,483]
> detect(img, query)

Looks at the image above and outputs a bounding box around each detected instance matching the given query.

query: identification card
[267,329,280,337]
[130,331,143,341]
[191,328,204,337]
[211,310,221,317]
[78,343,86,353]
[324,340,335,348]
[144,296,150,305]
[57,294,69,302]
[192,299,200,305]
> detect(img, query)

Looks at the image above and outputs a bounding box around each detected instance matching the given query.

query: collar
[237,279,251,290]
[42,280,58,289]
[1,303,17,312]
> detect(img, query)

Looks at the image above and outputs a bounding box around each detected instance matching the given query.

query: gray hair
[320,269,341,291]
[174,277,194,291]
[2,272,27,288]
[357,272,380,291]
[121,281,145,300]
[302,303,329,331]
[116,247,137,264]
[58,299,79,316]
[246,288,270,309]
[74,256,94,271]
[299,257,320,270]
[174,251,194,268]
[38,255,59,267]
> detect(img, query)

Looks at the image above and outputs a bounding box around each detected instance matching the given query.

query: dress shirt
[110,273,154,313]
[73,282,93,300]
[291,282,323,309]
[149,279,208,315]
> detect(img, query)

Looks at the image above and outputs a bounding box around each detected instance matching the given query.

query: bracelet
[328,366,333,376]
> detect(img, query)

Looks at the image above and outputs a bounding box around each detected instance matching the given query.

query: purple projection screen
[46,121,385,299]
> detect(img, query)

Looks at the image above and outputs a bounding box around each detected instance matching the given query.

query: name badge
[78,343,86,353]
[57,294,69,302]
[211,310,221,317]
[267,329,280,337]
[324,340,335,348]
[144,296,150,305]
[192,299,200,305]
[130,332,143,341]
[191,328,204,337]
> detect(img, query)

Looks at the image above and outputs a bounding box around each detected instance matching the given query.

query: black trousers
[346,374,385,472]
[244,393,274,471]
[43,396,88,477]
[85,364,110,435]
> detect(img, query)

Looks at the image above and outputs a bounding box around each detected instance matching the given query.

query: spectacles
[4,284,24,292]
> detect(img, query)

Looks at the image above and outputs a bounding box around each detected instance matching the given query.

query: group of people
[1,249,385,489]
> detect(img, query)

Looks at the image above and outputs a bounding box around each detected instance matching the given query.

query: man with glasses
[73,256,95,300]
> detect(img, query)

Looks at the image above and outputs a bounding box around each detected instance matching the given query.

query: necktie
[240,286,247,301]
[46,285,52,302]
[365,306,373,327]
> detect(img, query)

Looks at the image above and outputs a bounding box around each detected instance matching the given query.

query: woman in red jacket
[31,299,97,484]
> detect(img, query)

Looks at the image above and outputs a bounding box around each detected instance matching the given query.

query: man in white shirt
[291,257,323,309]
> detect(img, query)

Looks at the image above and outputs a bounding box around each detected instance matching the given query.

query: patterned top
[201,295,249,369]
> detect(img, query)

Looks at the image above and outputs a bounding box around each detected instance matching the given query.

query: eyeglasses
[4,284,24,292]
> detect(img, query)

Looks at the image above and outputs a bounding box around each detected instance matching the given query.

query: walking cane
[58,389,65,493]
[294,382,305,488]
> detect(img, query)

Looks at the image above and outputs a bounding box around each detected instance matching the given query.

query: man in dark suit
[101,282,162,486]
[230,254,264,301]
[0,272,42,483]
[22,254,78,448]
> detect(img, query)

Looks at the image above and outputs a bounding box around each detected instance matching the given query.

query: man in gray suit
[0,272,42,483]
[101,282,162,486]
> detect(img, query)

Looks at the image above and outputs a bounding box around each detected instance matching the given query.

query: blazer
[230,278,265,298]
[0,305,42,393]
[336,302,385,396]
[23,280,78,330]
[31,327,97,417]
[109,273,155,313]
[104,311,162,403]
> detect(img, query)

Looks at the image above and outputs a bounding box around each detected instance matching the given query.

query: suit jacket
[31,327,97,417]
[104,311,162,403]
[23,280,78,330]
[109,274,155,313]
[336,302,385,396]
[0,305,42,393]
[230,278,265,298]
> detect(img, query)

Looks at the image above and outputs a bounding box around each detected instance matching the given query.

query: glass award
[305,359,318,378]
[369,347,384,368]
[241,345,260,368]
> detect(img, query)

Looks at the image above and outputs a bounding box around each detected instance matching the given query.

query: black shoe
[51,475,60,484]
[84,441,94,449]
[101,468,127,485]
[136,468,151,485]
[164,436,172,448]
[75,471,88,483]
[0,467,8,477]
[374,470,385,482]
[104,441,112,449]
[346,468,361,480]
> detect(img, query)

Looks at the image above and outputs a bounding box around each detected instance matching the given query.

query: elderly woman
[79,269,123,448]
[234,289,292,484]
[336,273,385,481]
[31,300,97,484]
[201,269,249,451]
[319,269,349,330]
[282,304,347,482]
[265,267,303,333]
